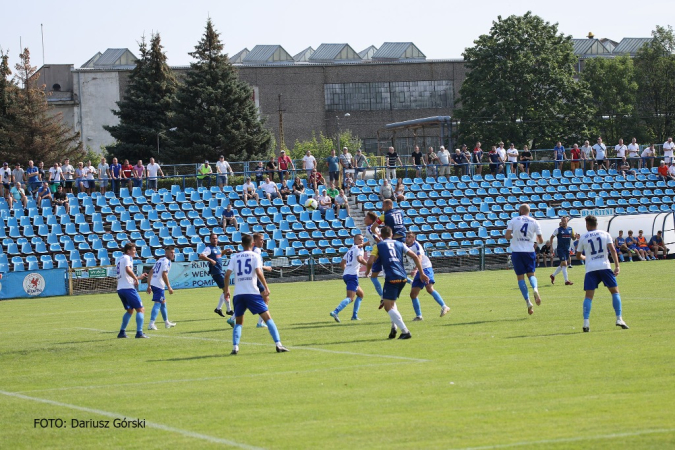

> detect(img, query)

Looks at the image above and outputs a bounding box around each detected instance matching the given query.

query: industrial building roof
[84,48,138,67]
[293,46,315,62]
[242,45,294,64]
[613,37,653,55]
[309,44,361,62]
[358,45,378,60]
[571,39,611,56]
[230,48,249,64]
[372,42,425,60]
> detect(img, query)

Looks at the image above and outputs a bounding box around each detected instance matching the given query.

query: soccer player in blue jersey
[116,243,148,338]
[549,216,575,286]
[614,230,628,262]
[146,245,176,331]
[253,233,274,328]
[363,211,385,299]
[505,204,544,315]
[576,215,629,332]
[225,234,288,354]
[200,233,234,319]
[404,231,450,320]
[330,234,368,322]
[380,199,406,242]
[366,226,428,340]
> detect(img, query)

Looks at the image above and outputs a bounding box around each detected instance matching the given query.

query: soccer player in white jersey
[505,204,544,315]
[252,233,274,328]
[576,215,629,332]
[116,243,148,339]
[404,231,450,320]
[330,234,368,322]
[225,234,288,354]
[146,245,176,330]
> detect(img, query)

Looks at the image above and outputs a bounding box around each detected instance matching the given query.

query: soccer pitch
[1,263,674,449]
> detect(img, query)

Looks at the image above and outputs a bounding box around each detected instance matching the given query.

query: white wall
[74,71,120,153]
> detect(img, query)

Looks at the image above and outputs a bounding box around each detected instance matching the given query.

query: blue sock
[406,277,413,284]
[233,323,242,346]
[334,298,351,314]
[611,293,622,317]
[135,312,144,333]
[265,319,281,343]
[528,276,538,290]
[518,280,529,300]
[160,303,168,321]
[619,254,624,262]
[583,298,592,319]
[120,312,132,331]
[371,277,383,297]
[352,297,362,318]
[412,297,422,317]
[430,290,446,307]
[150,303,160,322]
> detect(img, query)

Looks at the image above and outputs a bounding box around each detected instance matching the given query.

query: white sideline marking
[75,327,431,363]
[454,428,675,450]
[17,361,410,394]
[0,389,265,450]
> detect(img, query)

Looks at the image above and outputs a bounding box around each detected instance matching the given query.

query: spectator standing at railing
[146,157,163,192]
[593,137,607,170]
[1,163,11,198]
[614,138,627,167]
[254,161,264,183]
[109,157,122,194]
[496,142,507,162]
[75,162,86,193]
[25,160,39,194]
[265,156,277,182]
[353,149,369,180]
[196,160,212,188]
[98,157,111,194]
[385,146,402,180]
[580,140,594,172]
[216,155,234,188]
[37,162,46,188]
[302,150,316,178]
[570,144,581,173]
[326,149,340,185]
[48,162,62,193]
[339,147,353,185]
[85,160,96,194]
[506,143,519,173]
[132,160,145,190]
[472,142,483,176]
[292,176,305,196]
[437,146,450,177]
[488,146,504,175]
[452,148,469,176]
[409,146,425,179]
[663,137,674,163]
[553,142,566,171]
[426,147,439,178]
[641,144,655,169]
[242,177,259,203]
[277,150,294,183]
[11,163,24,188]
[61,158,74,193]
[627,138,640,165]
[121,159,133,191]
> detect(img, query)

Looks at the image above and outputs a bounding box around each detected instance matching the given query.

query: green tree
[104,32,178,162]
[170,19,272,163]
[455,12,594,149]
[0,48,17,154]
[581,56,640,144]
[289,130,361,172]
[0,48,81,164]
[634,25,675,144]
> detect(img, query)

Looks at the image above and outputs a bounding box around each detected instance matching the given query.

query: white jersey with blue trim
[407,241,432,269]
[227,251,263,296]
[577,230,613,273]
[342,245,364,276]
[506,215,542,252]
[116,254,135,290]
[363,224,380,245]
[150,257,172,289]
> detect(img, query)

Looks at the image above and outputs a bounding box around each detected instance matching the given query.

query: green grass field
[1,262,674,449]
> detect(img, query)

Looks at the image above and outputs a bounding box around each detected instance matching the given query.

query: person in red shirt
[121,159,134,190]
[277,150,295,184]
[657,161,669,181]
[570,144,581,173]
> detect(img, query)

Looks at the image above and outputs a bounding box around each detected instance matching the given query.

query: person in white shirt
[506,143,519,172]
[61,158,74,193]
[224,234,288,354]
[146,245,176,330]
[580,140,595,171]
[98,157,110,194]
[145,157,163,192]
[576,215,629,332]
[641,144,656,169]
[329,233,368,322]
[1,162,11,198]
[260,176,279,200]
[663,137,674,163]
[627,138,640,163]
[302,150,317,178]
[437,146,451,176]
[48,162,62,192]
[404,231,450,321]
[497,142,507,162]
[334,188,350,216]
[216,155,234,188]
[85,160,96,194]
[592,137,607,170]
[505,204,544,315]
[668,163,675,180]
[242,177,259,203]
[614,138,627,166]
[317,190,331,212]
[116,243,149,339]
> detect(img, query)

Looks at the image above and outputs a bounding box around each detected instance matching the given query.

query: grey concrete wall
[74,71,120,152]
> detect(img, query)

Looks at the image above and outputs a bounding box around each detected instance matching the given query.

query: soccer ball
[305,198,318,210]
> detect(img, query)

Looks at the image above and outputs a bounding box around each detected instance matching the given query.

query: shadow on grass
[54,339,111,345]
[179,328,229,334]
[171,318,214,323]
[147,354,230,362]
[444,318,527,327]
[504,330,610,339]
[288,322,368,330]
[295,337,390,346]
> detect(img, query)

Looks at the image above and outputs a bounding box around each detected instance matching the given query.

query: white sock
[224,296,231,311]
[617,315,622,321]
[553,266,562,277]
[387,308,408,334]
[584,319,589,328]
[149,320,155,326]
[562,266,569,282]
[233,345,239,352]
[217,293,225,310]
[276,341,283,348]
[258,316,264,325]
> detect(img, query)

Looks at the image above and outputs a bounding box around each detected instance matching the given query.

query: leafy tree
[289,130,361,171]
[455,12,595,149]
[0,48,17,153]
[104,32,178,162]
[634,25,675,144]
[170,19,272,163]
[0,48,81,164]
[581,56,641,144]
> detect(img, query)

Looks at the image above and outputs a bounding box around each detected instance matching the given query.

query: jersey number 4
[520,223,529,235]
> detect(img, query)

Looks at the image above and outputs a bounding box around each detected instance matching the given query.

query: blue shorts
[233,294,268,317]
[118,288,143,310]
[150,285,165,302]
[343,274,359,292]
[411,267,435,289]
[383,279,407,301]
[257,279,265,294]
[584,269,618,290]
[627,244,637,250]
[556,247,570,261]
[211,273,225,289]
[512,252,536,276]
[371,259,382,274]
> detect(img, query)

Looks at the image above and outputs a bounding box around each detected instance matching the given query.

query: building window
[325,80,453,111]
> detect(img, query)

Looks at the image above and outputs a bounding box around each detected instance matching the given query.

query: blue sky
[1,0,671,67]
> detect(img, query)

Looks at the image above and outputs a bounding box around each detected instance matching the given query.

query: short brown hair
[365,211,379,222]
[123,243,136,253]
[584,215,598,227]
[381,226,393,239]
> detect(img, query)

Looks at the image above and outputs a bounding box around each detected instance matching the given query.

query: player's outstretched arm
[198,252,215,265]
